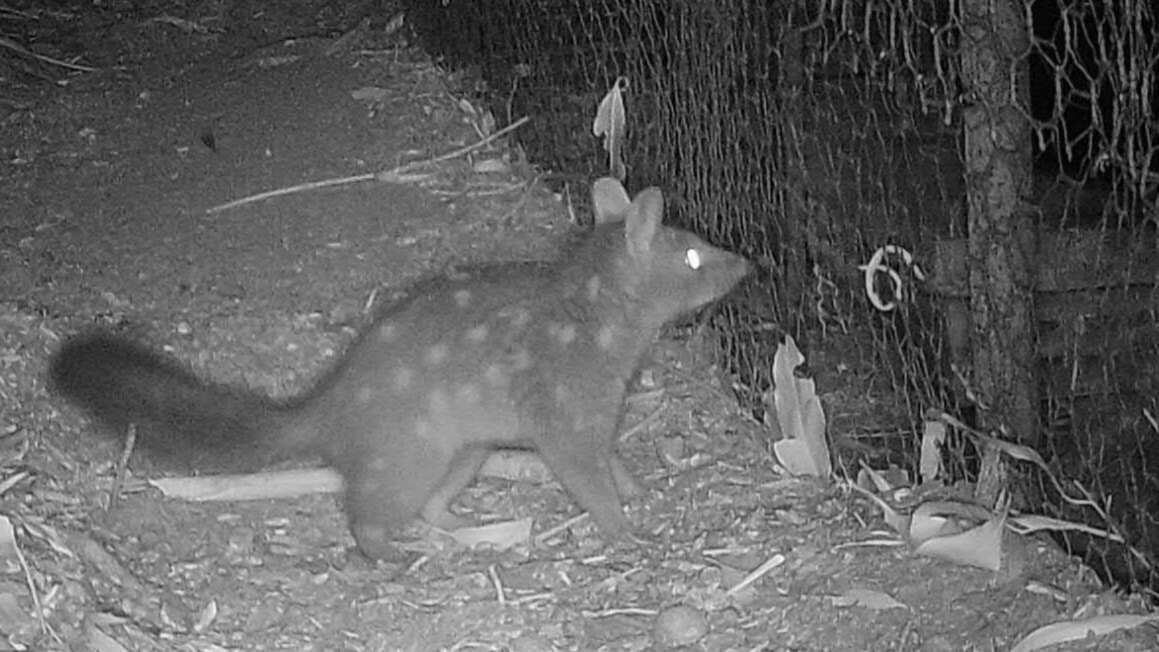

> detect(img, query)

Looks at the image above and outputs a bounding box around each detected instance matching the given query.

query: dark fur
[50,178,750,558]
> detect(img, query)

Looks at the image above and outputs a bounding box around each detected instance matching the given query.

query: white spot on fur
[505,307,531,329]
[586,274,601,301]
[555,322,577,344]
[378,322,397,341]
[483,364,508,386]
[425,343,449,366]
[597,326,615,350]
[456,383,481,404]
[428,388,449,415]
[510,348,533,371]
[465,325,489,342]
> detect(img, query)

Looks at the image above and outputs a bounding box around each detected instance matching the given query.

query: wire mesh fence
[404,0,1159,593]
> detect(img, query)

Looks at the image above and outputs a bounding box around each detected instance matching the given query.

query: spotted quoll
[50,177,751,559]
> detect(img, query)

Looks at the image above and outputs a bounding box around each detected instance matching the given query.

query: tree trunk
[959,0,1037,500]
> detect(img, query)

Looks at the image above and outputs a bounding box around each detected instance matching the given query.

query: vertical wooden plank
[959,0,1038,484]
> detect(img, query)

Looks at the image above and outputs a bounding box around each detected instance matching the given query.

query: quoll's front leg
[535,421,637,539]
[610,454,645,500]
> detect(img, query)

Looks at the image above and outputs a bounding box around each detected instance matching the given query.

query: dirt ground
[0,2,1155,651]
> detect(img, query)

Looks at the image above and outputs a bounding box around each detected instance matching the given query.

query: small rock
[653,605,708,648]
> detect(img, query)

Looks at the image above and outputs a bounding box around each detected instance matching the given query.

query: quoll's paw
[345,540,415,567]
[349,522,414,563]
[598,528,660,555]
[594,514,659,549]
[611,457,646,500]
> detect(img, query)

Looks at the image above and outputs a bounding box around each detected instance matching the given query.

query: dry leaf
[770,335,830,477]
[150,468,342,501]
[919,419,945,483]
[1010,614,1159,652]
[0,515,17,563]
[915,509,1005,571]
[908,500,990,544]
[85,624,130,652]
[445,518,532,550]
[0,593,24,637]
[908,509,961,544]
[592,76,629,180]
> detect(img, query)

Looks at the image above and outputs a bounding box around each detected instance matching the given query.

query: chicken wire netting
[403,0,1159,593]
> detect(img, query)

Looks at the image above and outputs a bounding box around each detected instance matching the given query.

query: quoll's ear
[591,177,632,224]
[624,187,663,255]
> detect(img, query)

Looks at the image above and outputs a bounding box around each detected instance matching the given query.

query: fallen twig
[107,423,136,510]
[0,36,96,72]
[206,115,531,214]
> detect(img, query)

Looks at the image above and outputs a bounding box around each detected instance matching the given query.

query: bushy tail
[49,333,314,473]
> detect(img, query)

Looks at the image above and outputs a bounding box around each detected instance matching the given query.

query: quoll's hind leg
[342,444,456,560]
[420,447,489,530]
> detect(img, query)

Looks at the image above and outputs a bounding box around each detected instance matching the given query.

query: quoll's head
[590,177,751,323]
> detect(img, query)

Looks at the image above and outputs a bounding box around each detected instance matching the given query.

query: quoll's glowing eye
[684,248,702,270]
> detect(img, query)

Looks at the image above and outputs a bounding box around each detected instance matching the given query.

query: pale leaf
[915,511,1005,571]
[771,335,830,477]
[445,518,533,551]
[0,594,22,635]
[0,515,16,561]
[909,500,991,544]
[966,427,1048,468]
[85,624,130,652]
[150,468,342,501]
[773,439,820,476]
[908,511,960,544]
[1010,614,1159,652]
[919,419,945,483]
[591,76,629,179]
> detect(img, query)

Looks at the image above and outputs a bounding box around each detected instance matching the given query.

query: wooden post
[959,0,1037,500]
